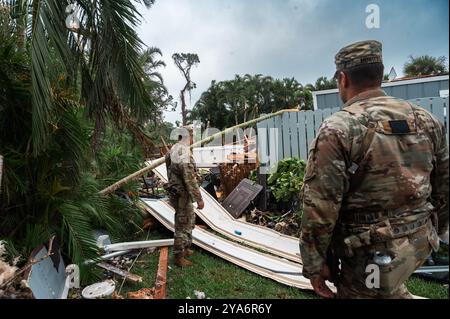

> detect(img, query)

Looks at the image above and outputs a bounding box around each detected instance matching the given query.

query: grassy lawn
[117,229,448,299]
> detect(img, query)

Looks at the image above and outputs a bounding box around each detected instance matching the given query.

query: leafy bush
[267,158,306,203]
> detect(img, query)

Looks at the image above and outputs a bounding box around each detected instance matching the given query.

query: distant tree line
[188,75,336,130]
[188,54,448,129]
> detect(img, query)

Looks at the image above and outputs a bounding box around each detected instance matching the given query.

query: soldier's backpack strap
[341,105,377,176]
[342,101,419,176]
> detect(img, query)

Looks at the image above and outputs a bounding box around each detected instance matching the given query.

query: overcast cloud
[136,0,449,124]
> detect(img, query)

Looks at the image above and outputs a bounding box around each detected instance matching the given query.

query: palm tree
[140,46,166,85]
[314,76,337,91]
[190,81,231,130]
[4,0,157,153]
[403,55,448,77]
[0,0,162,281]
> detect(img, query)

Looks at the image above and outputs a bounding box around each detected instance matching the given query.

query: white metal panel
[140,199,314,290]
[147,161,302,263]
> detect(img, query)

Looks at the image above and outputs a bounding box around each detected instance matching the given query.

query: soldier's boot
[183,249,194,257]
[174,254,193,267]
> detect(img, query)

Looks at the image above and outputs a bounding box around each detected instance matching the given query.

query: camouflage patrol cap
[335,40,383,72]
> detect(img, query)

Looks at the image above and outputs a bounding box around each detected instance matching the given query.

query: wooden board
[154,247,169,299]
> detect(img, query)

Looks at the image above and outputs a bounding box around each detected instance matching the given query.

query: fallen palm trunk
[99,110,298,196]
[138,198,315,291]
[148,161,302,263]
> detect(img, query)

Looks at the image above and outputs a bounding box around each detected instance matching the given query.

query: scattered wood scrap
[154,247,169,299]
[127,288,155,299]
[96,262,142,283]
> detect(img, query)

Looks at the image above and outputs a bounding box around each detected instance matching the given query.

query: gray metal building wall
[314,76,449,110]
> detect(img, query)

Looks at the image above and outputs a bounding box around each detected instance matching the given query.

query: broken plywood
[222,178,263,218]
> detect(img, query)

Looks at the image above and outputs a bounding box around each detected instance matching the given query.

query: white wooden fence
[257,97,449,169]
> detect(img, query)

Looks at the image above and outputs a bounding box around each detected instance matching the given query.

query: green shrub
[267,158,306,203]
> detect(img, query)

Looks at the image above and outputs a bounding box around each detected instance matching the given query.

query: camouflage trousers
[336,220,436,299]
[169,194,195,256]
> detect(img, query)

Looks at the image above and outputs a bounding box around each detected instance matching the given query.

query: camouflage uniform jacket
[300,89,449,279]
[165,142,203,203]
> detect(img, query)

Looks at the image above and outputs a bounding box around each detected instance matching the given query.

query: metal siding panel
[406,83,424,100]
[329,93,342,108]
[430,97,445,124]
[305,111,315,155]
[391,85,408,100]
[290,112,300,158]
[282,112,291,159]
[324,94,333,109]
[423,82,438,98]
[298,112,307,161]
[317,95,326,110]
[383,86,394,96]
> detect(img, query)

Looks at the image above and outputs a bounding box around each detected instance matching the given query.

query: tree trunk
[180,90,187,126]
[0,154,3,194]
[180,82,190,126]
[91,114,105,153]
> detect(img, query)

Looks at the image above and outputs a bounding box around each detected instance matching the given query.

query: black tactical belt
[342,208,429,225]
[391,217,429,238]
[342,210,391,224]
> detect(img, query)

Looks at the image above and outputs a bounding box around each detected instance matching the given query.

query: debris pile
[249,209,300,237]
[127,288,156,299]
[0,241,32,299]
[219,163,256,198]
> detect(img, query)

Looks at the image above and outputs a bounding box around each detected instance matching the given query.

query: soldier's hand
[310,264,335,299]
[197,200,205,210]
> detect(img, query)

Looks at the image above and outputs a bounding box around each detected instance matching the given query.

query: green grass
[406,276,448,299]
[116,229,448,299]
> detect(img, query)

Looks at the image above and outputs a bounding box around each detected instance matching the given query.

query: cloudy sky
[136,0,449,124]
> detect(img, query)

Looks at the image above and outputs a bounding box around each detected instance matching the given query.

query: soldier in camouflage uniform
[299,40,449,299]
[165,127,204,267]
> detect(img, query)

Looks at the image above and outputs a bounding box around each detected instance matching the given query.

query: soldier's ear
[339,71,350,88]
